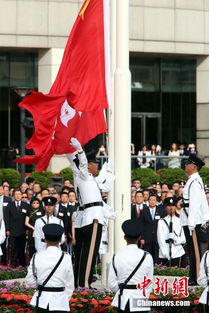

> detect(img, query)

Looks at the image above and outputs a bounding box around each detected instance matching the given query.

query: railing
[0,153,190,173]
[96,155,189,172]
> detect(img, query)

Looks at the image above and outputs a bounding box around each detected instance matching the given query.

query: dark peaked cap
[122,219,141,238]
[43,223,64,242]
[185,153,205,169]
[86,150,99,163]
[164,197,177,206]
[42,196,57,206]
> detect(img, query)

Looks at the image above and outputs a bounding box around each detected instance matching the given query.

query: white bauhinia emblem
[60,100,76,127]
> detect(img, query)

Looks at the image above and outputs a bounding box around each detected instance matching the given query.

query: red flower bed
[0,283,205,313]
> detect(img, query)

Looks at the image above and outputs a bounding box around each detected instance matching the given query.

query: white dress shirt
[181,172,209,227]
[108,245,153,311]
[34,215,65,252]
[157,215,186,259]
[95,161,115,192]
[25,246,74,310]
[0,219,6,256]
[197,250,209,304]
[69,152,104,227]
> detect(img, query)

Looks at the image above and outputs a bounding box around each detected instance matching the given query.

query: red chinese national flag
[14,0,110,171]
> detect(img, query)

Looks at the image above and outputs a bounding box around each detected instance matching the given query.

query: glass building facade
[0,52,197,167]
[0,51,38,166]
[130,56,196,153]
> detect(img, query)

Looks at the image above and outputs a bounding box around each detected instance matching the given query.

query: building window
[0,51,38,167]
[130,56,196,151]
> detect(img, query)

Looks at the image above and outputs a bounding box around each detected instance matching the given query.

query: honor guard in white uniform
[25,223,74,313]
[108,219,153,313]
[157,197,186,266]
[0,218,6,256]
[68,137,114,288]
[34,197,65,252]
[197,250,209,313]
[180,153,209,285]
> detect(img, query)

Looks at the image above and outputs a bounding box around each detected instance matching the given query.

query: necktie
[17,202,20,211]
[151,210,155,220]
[137,205,140,217]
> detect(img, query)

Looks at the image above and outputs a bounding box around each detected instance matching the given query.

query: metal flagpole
[114,0,131,252]
[101,0,116,287]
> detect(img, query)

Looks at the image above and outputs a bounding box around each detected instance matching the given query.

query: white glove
[106,160,113,172]
[70,137,83,152]
[188,225,195,236]
[161,248,169,260]
[168,233,175,240]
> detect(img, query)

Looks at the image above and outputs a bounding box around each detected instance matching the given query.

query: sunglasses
[22,196,28,198]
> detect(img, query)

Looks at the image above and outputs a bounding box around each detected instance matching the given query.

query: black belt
[119,284,137,290]
[37,286,65,292]
[83,201,103,209]
[165,239,174,244]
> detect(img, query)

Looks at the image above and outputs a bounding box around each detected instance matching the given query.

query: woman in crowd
[168,142,180,168]
[137,144,151,168]
[25,198,44,259]
[156,144,165,170]
[21,193,29,203]
[150,144,156,169]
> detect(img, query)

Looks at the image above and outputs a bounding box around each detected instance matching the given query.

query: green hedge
[59,167,74,183]
[199,167,209,184]
[0,168,21,187]
[157,168,187,185]
[131,168,188,188]
[30,171,54,188]
[0,267,27,280]
[131,168,160,188]
[154,265,189,276]
[2,165,209,189]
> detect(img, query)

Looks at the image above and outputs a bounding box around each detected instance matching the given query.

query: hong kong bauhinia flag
[14,0,110,171]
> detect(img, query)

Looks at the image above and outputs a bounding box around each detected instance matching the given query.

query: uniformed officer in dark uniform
[25,198,45,259]
[57,192,74,252]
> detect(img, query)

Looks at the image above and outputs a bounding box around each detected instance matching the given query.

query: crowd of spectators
[131,142,197,170]
[96,142,197,170]
[0,157,208,271]
[0,177,78,267]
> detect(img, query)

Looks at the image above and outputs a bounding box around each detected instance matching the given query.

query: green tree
[30,171,54,188]
[0,168,21,187]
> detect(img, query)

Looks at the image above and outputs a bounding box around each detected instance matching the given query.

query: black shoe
[92,275,97,282]
[188,279,197,286]
[89,285,97,290]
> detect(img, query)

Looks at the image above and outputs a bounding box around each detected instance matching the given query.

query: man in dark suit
[57,192,77,252]
[131,191,147,219]
[140,194,166,264]
[4,188,30,267]
[68,190,78,213]
[0,185,12,265]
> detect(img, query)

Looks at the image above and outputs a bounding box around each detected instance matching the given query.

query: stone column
[196,56,209,165]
